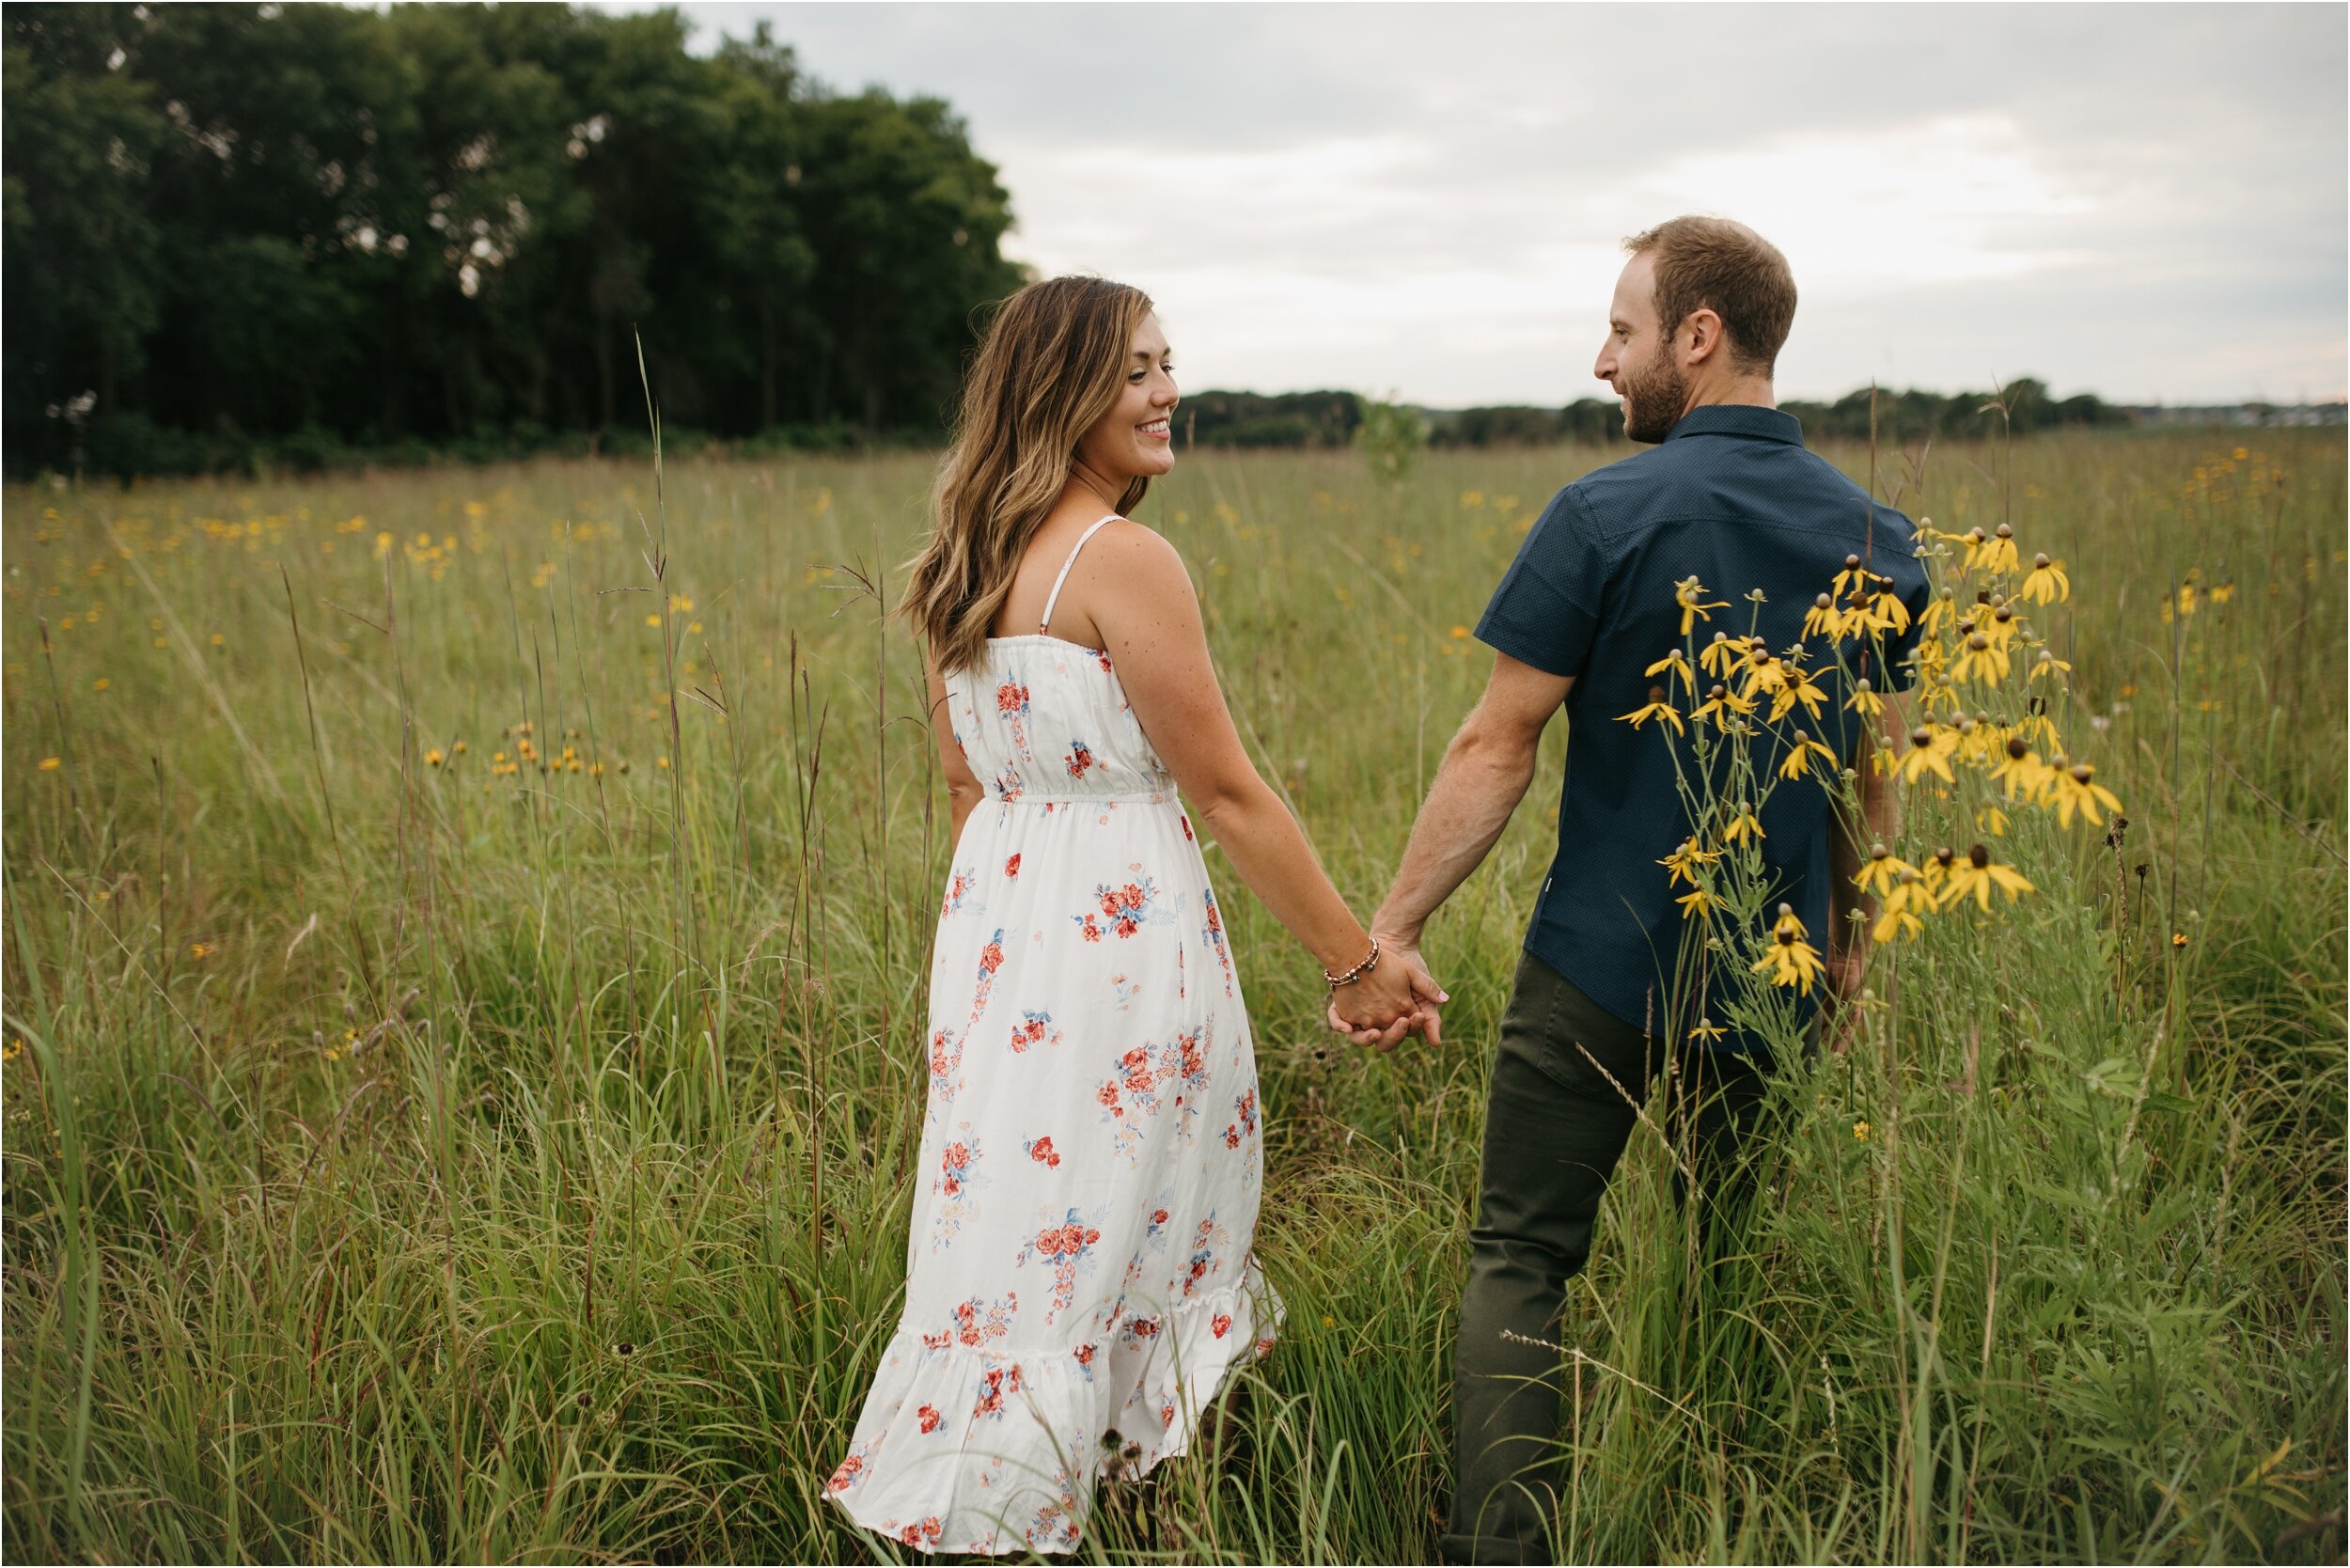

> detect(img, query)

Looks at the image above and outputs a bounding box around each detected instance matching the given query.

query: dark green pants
[1441,951,1778,1565]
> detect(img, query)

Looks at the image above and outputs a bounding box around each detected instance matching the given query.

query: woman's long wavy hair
[904,275,1155,674]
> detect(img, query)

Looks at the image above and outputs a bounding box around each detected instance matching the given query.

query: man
[1334,216,1930,1564]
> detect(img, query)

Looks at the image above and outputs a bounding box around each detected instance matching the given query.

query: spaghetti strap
[1039,513,1120,637]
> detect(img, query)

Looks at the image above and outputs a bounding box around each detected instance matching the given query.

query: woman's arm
[1079,523,1422,1035]
[926,653,988,850]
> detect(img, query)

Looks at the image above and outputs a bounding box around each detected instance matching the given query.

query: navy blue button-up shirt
[1474,404,1929,1046]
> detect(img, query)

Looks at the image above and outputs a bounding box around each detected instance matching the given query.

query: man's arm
[1337,651,1574,1047]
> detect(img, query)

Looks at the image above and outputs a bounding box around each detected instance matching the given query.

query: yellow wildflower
[1698,632,1741,680]
[1940,842,2034,912]
[1658,839,1722,888]
[2045,760,2123,828]
[1676,887,1720,919]
[1752,904,1825,993]
[2019,554,2070,604]
[1778,730,1842,782]
[1673,576,1729,636]
[1644,648,1694,693]
[1852,844,1916,899]
[1896,724,1958,786]
[1844,678,1884,718]
[1687,1017,1727,1044]
[1620,686,1685,735]
[1853,1120,1872,1142]
[1722,804,1764,844]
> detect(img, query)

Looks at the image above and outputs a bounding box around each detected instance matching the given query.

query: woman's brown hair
[903,275,1156,674]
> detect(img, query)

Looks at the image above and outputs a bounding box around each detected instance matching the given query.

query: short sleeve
[1474,484,1607,679]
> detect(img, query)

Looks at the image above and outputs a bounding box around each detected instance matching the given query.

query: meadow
[3,428,2343,1563]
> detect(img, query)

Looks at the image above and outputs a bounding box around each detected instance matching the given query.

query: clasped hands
[1324,933,1449,1051]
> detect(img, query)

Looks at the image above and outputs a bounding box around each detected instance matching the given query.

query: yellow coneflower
[1896,725,1958,786]
[1853,1120,1872,1142]
[1830,554,1870,600]
[190,942,215,959]
[1778,730,1842,782]
[1940,843,2034,911]
[1688,1017,1727,1044]
[2171,932,2188,949]
[1692,683,1753,729]
[1867,585,1913,635]
[425,748,445,768]
[1771,669,1828,724]
[2045,761,2123,828]
[1619,685,1685,735]
[1644,648,1695,693]
[1853,843,1917,899]
[1802,592,1848,641]
[1676,886,1720,919]
[1983,526,2021,575]
[453,740,468,754]
[1950,629,2012,685]
[2029,650,2072,683]
[1673,576,1729,636]
[1920,588,1958,637]
[1976,805,2011,837]
[1871,870,1933,944]
[1699,632,1741,679]
[2,1038,24,1063]
[1752,905,1825,993]
[1722,804,1765,844]
[1844,678,1885,718]
[1657,839,1721,888]
[2019,554,2070,604]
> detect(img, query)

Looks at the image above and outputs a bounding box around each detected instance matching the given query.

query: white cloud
[650,1,2347,404]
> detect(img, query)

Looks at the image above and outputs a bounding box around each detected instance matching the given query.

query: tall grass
[3,430,2342,1562]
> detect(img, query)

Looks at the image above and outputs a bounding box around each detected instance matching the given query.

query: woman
[823,276,1429,1554]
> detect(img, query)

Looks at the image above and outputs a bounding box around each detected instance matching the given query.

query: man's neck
[1682,375,1778,414]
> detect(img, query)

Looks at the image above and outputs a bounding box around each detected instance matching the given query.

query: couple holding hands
[825,215,1928,1562]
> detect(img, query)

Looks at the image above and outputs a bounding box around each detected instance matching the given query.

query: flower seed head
[1934,847,1956,867]
[1967,844,1990,868]
[1815,591,1833,608]
[1856,677,1873,692]
[1708,683,1727,700]
[1870,842,1889,859]
[2034,552,2051,568]
[1910,725,1934,747]
[1966,526,1985,542]
[1995,523,2013,539]
[1649,683,1667,704]
[2070,762,2094,784]
[1995,605,2013,622]
[2006,736,2029,760]
[1967,632,1990,651]
[1778,902,1794,917]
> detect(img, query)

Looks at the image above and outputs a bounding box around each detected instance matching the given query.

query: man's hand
[1325,935,1449,1050]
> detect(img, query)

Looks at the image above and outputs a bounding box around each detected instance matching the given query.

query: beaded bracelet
[1324,935,1382,988]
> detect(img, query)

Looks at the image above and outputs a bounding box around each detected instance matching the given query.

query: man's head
[1595,216,1796,443]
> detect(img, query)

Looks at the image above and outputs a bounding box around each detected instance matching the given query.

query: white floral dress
[825,517,1281,1556]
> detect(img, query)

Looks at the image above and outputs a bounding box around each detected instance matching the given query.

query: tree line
[4,2,1025,477]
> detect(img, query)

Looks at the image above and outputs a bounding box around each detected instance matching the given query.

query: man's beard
[1618,355,1688,444]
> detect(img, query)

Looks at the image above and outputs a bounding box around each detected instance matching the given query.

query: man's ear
[1684,307,1725,367]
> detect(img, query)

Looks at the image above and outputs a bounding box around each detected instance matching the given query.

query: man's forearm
[1372,730,1540,943]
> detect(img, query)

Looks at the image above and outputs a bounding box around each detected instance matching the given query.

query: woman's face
[1074,315,1178,482]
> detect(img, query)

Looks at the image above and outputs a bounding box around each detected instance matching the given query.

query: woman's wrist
[1320,931,1381,986]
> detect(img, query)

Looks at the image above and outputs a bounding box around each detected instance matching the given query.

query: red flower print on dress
[995,682,1030,713]
[1072,1341,1097,1381]
[935,1137,981,1200]
[941,868,977,917]
[1024,1135,1061,1168]
[1004,853,1021,878]
[1180,812,1195,841]
[1119,1312,1162,1349]
[1202,888,1235,996]
[916,1403,942,1434]
[1224,1085,1260,1151]
[1016,1208,1104,1323]
[1065,740,1096,779]
[1009,1010,1061,1053]
[826,1445,870,1493]
[972,1361,1026,1420]
[1212,1311,1233,1339]
[1183,1213,1231,1299]
[920,1292,1018,1352]
[896,1517,944,1549]
[1096,1027,1214,1161]
[994,681,1037,768]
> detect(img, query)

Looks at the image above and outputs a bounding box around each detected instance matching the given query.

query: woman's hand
[1328,942,1422,1047]
[1327,936,1448,1050]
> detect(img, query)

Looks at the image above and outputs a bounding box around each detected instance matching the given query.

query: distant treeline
[1173,381,2136,452]
[5,2,1024,477]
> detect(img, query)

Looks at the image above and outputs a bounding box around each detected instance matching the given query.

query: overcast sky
[646,2,2346,407]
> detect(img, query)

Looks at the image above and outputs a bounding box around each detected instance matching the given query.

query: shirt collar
[1663,403,1805,447]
